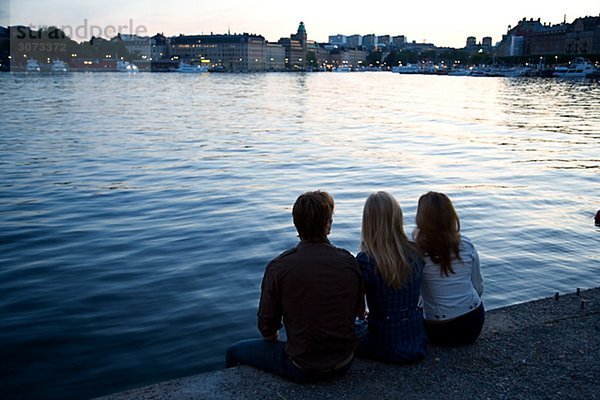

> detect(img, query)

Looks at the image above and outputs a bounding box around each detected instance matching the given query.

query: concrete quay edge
[97,287,600,400]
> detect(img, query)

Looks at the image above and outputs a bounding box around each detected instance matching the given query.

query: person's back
[355,191,427,363]
[420,235,482,321]
[356,246,425,362]
[227,190,362,382]
[261,240,361,370]
[415,191,484,346]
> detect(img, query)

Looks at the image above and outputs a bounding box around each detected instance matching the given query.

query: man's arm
[257,263,283,340]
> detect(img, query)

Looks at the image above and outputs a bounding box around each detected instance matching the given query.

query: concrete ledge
[98,288,600,400]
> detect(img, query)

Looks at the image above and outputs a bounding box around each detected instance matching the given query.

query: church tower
[293,21,307,48]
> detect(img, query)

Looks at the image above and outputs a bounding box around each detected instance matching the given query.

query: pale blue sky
[2,0,598,48]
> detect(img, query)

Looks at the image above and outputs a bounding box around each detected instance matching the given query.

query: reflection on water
[0,72,598,399]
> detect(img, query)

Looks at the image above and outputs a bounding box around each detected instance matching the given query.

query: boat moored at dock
[116,61,139,73]
[176,61,209,73]
[51,60,68,73]
[553,58,598,78]
[26,59,41,72]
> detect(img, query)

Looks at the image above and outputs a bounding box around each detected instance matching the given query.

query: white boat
[485,66,531,77]
[176,61,209,73]
[51,59,68,72]
[500,67,531,77]
[395,63,421,74]
[448,68,471,76]
[466,66,530,77]
[395,63,437,75]
[554,58,597,78]
[116,60,139,73]
[333,65,351,72]
[26,59,41,72]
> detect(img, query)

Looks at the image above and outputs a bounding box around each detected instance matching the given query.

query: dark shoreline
[97,287,600,400]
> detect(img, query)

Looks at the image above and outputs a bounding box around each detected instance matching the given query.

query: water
[0,72,598,399]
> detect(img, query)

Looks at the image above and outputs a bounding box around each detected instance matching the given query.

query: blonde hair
[360,191,414,289]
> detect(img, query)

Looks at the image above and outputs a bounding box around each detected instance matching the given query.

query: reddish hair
[415,192,461,276]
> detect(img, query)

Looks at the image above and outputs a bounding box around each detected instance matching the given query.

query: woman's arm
[471,246,484,296]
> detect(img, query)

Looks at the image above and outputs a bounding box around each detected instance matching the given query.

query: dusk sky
[2,0,599,48]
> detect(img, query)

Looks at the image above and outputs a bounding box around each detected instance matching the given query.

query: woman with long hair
[355,191,426,363]
[415,191,484,346]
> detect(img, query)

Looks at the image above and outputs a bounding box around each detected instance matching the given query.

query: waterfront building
[565,16,600,55]
[497,18,546,57]
[403,41,436,52]
[346,34,362,48]
[266,42,285,71]
[112,34,152,61]
[150,33,169,60]
[465,36,477,49]
[328,34,347,46]
[0,26,8,71]
[329,48,368,69]
[292,22,307,48]
[278,37,304,70]
[482,36,493,49]
[303,40,321,69]
[362,34,378,49]
[0,25,7,47]
[278,22,308,70]
[391,35,406,48]
[170,33,266,72]
[305,41,332,69]
[496,16,600,58]
[378,35,391,46]
[500,36,525,56]
[529,24,567,56]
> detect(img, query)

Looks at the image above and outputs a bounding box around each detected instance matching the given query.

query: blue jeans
[225,338,352,383]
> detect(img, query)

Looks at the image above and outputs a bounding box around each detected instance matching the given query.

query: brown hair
[415,192,461,276]
[293,190,334,241]
[361,191,415,289]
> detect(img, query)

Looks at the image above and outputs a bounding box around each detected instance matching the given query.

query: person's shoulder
[267,246,298,267]
[460,235,476,249]
[323,244,361,273]
[458,235,478,260]
[279,246,298,258]
[356,251,370,263]
[404,242,424,265]
[326,242,356,258]
[355,251,375,271]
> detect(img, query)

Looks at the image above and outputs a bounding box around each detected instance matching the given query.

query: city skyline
[1,0,599,48]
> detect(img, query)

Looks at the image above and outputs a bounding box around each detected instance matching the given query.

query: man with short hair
[226,190,362,382]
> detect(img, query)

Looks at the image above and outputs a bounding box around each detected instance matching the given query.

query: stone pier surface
[98,288,600,400]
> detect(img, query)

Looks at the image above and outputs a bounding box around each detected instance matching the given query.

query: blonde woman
[355,191,426,363]
[415,192,484,346]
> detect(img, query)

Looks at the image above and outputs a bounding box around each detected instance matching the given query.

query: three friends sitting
[226,190,484,382]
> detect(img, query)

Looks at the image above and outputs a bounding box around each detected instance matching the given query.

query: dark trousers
[225,338,352,383]
[425,303,485,346]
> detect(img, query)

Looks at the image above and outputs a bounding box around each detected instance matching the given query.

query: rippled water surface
[1,72,599,399]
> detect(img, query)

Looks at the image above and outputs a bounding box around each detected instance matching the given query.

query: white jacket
[420,236,483,321]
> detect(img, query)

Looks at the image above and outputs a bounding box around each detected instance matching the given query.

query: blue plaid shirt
[356,248,427,363]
